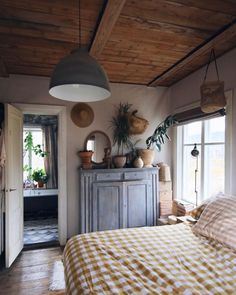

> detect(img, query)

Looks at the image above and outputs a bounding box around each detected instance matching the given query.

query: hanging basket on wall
[200,49,226,113]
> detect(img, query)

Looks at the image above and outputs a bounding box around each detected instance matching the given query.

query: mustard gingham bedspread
[63,224,236,294]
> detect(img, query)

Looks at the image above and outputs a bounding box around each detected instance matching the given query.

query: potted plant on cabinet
[139,115,177,167]
[111,103,133,168]
[78,150,94,169]
[32,168,48,188]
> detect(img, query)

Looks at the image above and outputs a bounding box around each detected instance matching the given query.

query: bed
[63,195,236,294]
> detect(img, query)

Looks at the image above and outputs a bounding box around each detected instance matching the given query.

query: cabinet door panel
[124,181,152,228]
[92,183,123,232]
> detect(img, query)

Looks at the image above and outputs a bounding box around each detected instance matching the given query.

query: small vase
[113,155,126,168]
[133,156,144,168]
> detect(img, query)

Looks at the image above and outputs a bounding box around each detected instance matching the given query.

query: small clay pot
[79,151,94,169]
[37,181,44,188]
[113,155,126,168]
[133,156,144,168]
[138,149,154,168]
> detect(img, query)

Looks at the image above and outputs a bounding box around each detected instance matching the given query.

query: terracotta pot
[113,155,126,168]
[79,151,93,169]
[138,149,154,168]
[37,180,44,188]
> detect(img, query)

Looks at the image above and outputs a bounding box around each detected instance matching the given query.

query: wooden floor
[0,247,65,295]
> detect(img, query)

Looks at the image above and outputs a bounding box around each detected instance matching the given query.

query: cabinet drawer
[96,173,122,181]
[124,171,147,180]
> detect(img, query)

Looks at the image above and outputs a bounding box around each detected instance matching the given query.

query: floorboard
[0,247,64,295]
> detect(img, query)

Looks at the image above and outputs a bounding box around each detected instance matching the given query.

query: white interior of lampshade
[49,84,111,102]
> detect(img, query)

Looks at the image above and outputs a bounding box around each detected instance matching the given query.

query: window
[176,116,225,204]
[23,127,45,181]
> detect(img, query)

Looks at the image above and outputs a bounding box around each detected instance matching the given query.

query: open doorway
[23,114,58,246]
[1,104,66,268]
[14,103,67,249]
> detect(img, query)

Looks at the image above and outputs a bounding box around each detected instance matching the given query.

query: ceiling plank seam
[148,18,236,87]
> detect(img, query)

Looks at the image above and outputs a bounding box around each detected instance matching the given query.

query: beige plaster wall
[0,75,172,237]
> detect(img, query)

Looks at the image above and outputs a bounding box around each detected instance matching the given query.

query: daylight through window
[177,116,225,204]
[23,127,45,182]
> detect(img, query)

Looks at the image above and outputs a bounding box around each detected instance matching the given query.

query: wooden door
[92,182,123,232]
[123,180,152,228]
[5,104,23,267]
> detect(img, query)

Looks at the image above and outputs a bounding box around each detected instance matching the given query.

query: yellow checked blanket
[63,224,236,294]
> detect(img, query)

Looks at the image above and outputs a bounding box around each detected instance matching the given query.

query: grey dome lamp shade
[49,48,111,102]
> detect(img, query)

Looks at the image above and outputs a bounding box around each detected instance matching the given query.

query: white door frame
[14,103,67,245]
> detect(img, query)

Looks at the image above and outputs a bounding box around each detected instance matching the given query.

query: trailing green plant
[23,164,32,174]
[146,115,177,151]
[24,131,48,157]
[32,168,48,183]
[24,131,33,151]
[110,102,133,155]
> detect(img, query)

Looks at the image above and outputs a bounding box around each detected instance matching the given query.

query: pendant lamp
[49,1,111,102]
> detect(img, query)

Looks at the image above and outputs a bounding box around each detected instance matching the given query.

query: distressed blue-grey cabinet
[79,168,159,233]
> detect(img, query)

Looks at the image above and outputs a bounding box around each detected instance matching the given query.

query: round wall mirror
[85,131,111,164]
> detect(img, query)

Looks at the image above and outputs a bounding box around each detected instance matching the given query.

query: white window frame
[173,89,233,202]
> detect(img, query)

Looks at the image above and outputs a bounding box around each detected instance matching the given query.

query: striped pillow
[192,194,236,251]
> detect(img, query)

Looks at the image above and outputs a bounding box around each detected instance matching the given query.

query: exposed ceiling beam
[148,20,236,87]
[0,57,9,77]
[90,0,126,58]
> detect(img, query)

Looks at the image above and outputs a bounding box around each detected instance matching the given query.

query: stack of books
[172,199,194,216]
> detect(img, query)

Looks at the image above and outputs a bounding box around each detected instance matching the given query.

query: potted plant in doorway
[23,131,48,182]
[111,103,133,168]
[32,168,48,188]
[139,115,177,167]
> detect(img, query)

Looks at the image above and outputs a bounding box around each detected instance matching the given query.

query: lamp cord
[79,0,81,48]
[195,156,198,207]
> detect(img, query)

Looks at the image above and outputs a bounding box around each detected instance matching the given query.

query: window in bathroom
[23,126,45,182]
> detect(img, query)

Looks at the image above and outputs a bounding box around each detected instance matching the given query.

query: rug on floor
[24,218,58,244]
[49,260,65,291]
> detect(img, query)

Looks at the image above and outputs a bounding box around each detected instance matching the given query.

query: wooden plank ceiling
[0,0,236,86]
